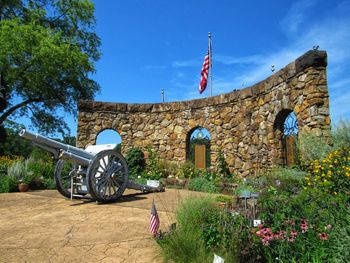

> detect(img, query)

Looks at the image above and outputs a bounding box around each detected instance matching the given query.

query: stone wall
[77,50,330,177]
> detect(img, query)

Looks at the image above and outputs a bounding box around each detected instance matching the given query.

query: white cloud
[172,59,199,68]
[280,0,318,35]
[214,54,262,65]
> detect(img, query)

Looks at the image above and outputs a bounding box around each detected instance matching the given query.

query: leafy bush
[306,147,350,195]
[187,177,218,193]
[144,147,166,180]
[7,160,27,181]
[178,161,200,179]
[332,119,350,149]
[125,147,145,178]
[0,174,18,193]
[297,131,331,166]
[0,155,22,175]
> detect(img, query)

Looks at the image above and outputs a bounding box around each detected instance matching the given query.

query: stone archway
[186,127,211,169]
[96,128,122,152]
[274,110,298,166]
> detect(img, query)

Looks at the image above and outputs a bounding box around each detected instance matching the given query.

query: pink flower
[284,220,295,226]
[319,232,329,240]
[258,224,263,229]
[290,230,298,237]
[287,236,296,242]
[278,230,287,240]
[300,222,308,233]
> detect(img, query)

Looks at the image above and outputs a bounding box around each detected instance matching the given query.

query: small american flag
[149,201,160,236]
[199,51,210,94]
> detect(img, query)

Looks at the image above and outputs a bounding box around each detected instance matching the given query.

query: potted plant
[18,173,32,192]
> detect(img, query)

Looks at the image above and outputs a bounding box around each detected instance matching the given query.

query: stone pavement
[0,189,201,262]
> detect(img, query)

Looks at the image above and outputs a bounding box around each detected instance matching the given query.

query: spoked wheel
[87,150,129,203]
[54,159,77,198]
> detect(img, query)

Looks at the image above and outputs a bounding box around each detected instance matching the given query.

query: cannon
[19,129,164,203]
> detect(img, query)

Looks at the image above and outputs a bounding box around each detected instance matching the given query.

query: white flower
[137,176,141,179]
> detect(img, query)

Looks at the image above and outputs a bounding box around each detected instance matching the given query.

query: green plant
[306,147,350,195]
[145,147,166,180]
[0,155,22,175]
[0,175,17,192]
[216,148,230,177]
[297,131,332,166]
[158,196,215,263]
[332,119,350,149]
[178,161,200,179]
[187,177,218,193]
[254,162,350,263]
[7,160,26,181]
[125,147,145,179]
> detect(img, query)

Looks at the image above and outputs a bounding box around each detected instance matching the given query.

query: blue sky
[16,0,350,144]
[91,0,350,144]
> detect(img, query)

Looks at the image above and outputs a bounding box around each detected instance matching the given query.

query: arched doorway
[186,127,211,169]
[96,129,122,152]
[274,110,298,166]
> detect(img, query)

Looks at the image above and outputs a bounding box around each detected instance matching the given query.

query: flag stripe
[199,52,210,94]
[149,202,160,235]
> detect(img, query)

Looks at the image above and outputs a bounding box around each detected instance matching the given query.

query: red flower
[319,232,328,240]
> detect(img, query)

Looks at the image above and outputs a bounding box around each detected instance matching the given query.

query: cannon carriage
[19,129,164,203]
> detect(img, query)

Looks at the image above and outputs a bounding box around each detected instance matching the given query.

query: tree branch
[0,97,42,125]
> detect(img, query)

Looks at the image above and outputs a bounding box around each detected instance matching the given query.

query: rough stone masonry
[77,50,330,177]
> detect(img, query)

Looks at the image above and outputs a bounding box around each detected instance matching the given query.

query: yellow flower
[334,191,337,195]
[308,182,312,186]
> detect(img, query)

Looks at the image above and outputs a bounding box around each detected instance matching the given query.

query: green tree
[0,0,101,135]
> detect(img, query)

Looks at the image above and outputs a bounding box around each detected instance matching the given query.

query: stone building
[77,50,330,177]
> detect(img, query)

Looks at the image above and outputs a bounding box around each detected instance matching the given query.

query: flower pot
[18,183,29,192]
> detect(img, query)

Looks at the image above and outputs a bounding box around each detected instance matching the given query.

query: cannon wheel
[87,149,129,203]
[54,159,77,198]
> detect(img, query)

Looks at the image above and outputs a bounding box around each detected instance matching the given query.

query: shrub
[297,131,331,166]
[125,147,145,179]
[7,160,27,181]
[187,177,218,193]
[305,147,350,195]
[144,147,166,180]
[178,161,200,179]
[0,155,22,175]
[0,174,18,193]
[332,119,350,149]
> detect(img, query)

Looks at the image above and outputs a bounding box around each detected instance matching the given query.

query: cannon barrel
[19,129,94,160]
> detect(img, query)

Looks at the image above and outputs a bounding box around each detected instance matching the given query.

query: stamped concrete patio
[0,189,200,262]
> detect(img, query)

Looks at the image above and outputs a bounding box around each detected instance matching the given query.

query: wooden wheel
[87,150,129,203]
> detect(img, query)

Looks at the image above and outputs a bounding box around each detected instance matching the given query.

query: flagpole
[208,32,212,97]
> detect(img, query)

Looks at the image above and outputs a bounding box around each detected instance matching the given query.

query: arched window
[96,129,122,152]
[274,110,298,166]
[186,127,211,169]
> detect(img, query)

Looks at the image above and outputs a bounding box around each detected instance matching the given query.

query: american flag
[198,50,210,94]
[149,201,160,236]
